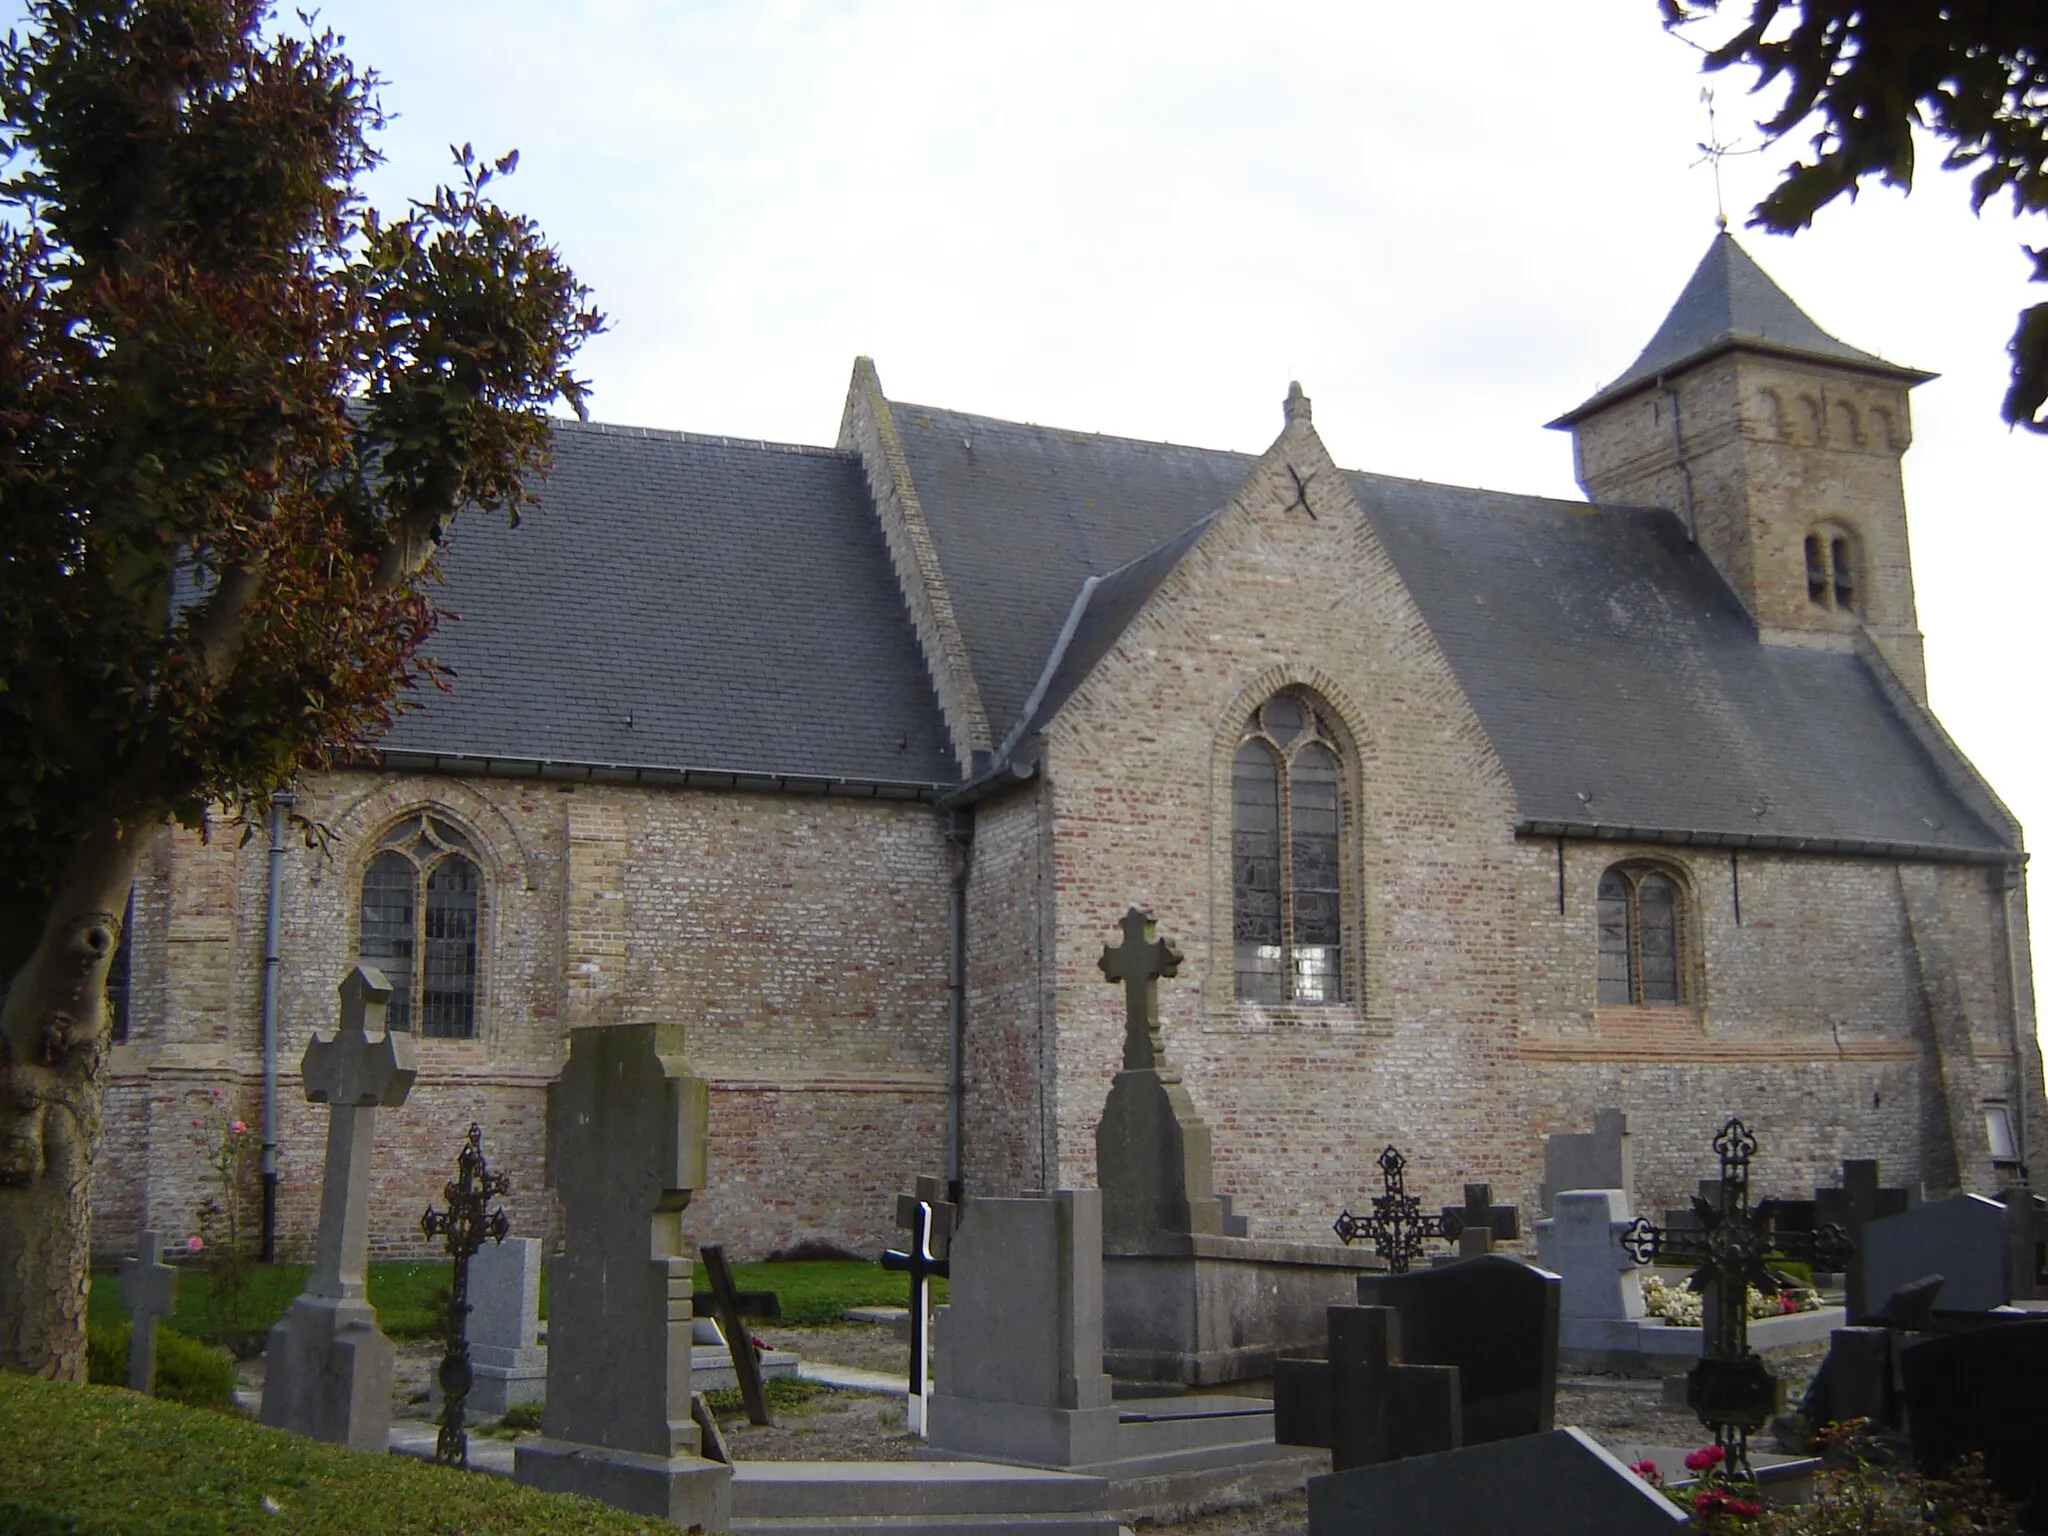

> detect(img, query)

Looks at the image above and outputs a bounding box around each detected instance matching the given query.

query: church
[94,233,2042,1261]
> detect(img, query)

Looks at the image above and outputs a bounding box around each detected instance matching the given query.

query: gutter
[1519,819,2022,868]
[370,750,946,803]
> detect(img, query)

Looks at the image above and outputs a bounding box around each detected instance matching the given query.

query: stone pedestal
[468,1236,547,1416]
[261,1295,396,1453]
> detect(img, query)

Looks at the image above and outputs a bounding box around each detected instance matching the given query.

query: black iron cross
[882,1176,954,1436]
[1618,1118,1850,1475]
[1334,1146,1464,1274]
[420,1122,511,1468]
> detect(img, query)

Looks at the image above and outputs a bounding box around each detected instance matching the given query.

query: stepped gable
[376,419,956,790]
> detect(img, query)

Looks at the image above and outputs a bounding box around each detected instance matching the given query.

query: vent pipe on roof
[1659,377,1698,543]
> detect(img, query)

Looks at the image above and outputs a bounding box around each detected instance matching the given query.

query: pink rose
[231,1120,247,1135]
[186,1236,204,1253]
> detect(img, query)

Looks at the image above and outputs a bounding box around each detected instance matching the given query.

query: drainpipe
[944,807,974,1204]
[259,791,294,1262]
[2000,864,2032,1184]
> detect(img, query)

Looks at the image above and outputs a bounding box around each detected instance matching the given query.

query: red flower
[1628,1459,1658,1479]
[1780,1291,1798,1314]
[1685,1445,1726,1472]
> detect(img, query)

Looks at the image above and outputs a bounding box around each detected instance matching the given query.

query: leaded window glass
[1232,691,1347,1004]
[1596,864,1688,1007]
[357,815,481,1037]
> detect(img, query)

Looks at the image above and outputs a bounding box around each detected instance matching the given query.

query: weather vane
[1693,87,1763,232]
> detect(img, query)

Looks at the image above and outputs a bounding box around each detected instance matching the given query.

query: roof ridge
[890,398,1260,462]
[554,418,852,458]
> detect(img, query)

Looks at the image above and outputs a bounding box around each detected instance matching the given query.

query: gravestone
[1536,1190,1645,1336]
[882,1174,953,1435]
[1815,1159,1913,1322]
[927,1188,1121,1469]
[513,1022,730,1530]
[1900,1317,2048,1532]
[1095,907,1236,1245]
[1275,1304,1461,1472]
[1306,1427,1690,1536]
[1998,1187,2048,1302]
[467,1237,546,1416]
[1540,1110,1632,1216]
[119,1229,176,1395]
[1333,1146,1462,1272]
[1443,1185,1519,1261]
[1355,1254,1560,1443]
[1863,1193,2010,1316]
[260,966,417,1450]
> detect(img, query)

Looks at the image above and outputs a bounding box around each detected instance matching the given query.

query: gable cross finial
[1098,906,1182,1071]
[1284,380,1312,426]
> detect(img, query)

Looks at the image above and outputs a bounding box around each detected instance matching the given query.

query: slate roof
[1552,233,1933,425]
[375,421,955,791]
[892,398,2011,861]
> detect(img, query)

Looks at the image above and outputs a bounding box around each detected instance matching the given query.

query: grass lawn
[0,1373,669,1535]
[88,1255,940,1349]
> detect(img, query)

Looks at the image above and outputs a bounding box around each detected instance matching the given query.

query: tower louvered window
[358,814,481,1037]
[1804,527,1859,613]
[1597,865,1686,1006]
[1233,691,1346,1004]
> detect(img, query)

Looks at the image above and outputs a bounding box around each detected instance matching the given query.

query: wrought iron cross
[1098,906,1183,1072]
[1618,1118,1850,1475]
[1334,1146,1464,1273]
[881,1177,953,1436]
[420,1122,511,1468]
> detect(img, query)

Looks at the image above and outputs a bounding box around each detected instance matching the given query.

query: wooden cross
[301,965,417,1303]
[1098,906,1183,1071]
[119,1229,177,1395]
[1443,1183,1520,1260]
[882,1174,955,1435]
[702,1244,771,1427]
[1334,1146,1464,1273]
[1619,1118,1851,1474]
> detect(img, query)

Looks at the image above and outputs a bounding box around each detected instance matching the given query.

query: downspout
[944,806,975,1204]
[259,791,294,1263]
[1660,377,1697,543]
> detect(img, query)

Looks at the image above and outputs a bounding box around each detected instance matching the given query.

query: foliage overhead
[1662,0,2048,431]
[0,0,604,979]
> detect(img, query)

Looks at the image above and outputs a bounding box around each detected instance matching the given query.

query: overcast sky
[37,4,2048,999]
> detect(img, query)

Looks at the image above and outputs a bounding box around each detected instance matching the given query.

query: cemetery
[15,924,2037,1536]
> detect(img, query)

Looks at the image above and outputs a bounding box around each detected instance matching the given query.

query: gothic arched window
[358,814,482,1037]
[1596,864,1687,1006]
[1233,690,1346,1004]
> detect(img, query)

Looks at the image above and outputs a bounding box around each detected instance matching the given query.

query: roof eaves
[1548,338,1937,429]
[1519,819,2019,867]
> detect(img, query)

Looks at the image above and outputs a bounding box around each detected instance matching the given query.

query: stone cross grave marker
[1815,1158,1912,1323]
[1274,1303,1462,1471]
[1335,1146,1463,1273]
[702,1243,770,1427]
[260,965,417,1451]
[881,1172,954,1435]
[1540,1108,1632,1216]
[1443,1184,1520,1261]
[1536,1190,1646,1329]
[119,1229,176,1395]
[513,1022,730,1530]
[420,1121,511,1467]
[1095,905,1235,1246]
[1618,1118,1851,1475]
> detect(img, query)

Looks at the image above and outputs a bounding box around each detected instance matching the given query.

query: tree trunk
[0,821,149,1379]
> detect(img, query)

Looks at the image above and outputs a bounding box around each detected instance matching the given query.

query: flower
[231,1120,248,1135]
[1685,1445,1726,1472]
[186,1236,205,1253]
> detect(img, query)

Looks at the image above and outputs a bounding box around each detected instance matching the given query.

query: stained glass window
[358,815,480,1037]
[1597,865,1688,1007]
[1232,692,1346,1004]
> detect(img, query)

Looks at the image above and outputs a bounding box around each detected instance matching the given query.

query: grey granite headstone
[513,1023,731,1529]
[1864,1194,2010,1316]
[1901,1317,2048,1530]
[260,966,416,1450]
[1355,1254,1560,1444]
[927,1189,1121,1468]
[1540,1110,1632,1217]
[119,1229,177,1395]
[468,1236,546,1415]
[1307,1427,1689,1535]
[1535,1191,1645,1327]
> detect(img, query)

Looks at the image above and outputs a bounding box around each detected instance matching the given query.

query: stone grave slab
[513,1022,730,1529]
[1355,1254,1559,1443]
[1540,1110,1632,1217]
[1306,1426,1688,1535]
[260,966,416,1451]
[467,1236,546,1416]
[1864,1194,2010,1317]
[1900,1317,2048,1531]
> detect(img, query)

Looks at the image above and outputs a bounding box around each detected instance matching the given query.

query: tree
[1663,0,2048,431]
[0,0,602,1379]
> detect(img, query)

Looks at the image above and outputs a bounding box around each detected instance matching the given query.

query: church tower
[1552,234,1935,701]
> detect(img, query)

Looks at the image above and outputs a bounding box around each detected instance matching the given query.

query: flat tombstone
[1307,1428,1690,1536]
[1540,1110,1632,1217]
[260,966,417,1451]
[513,1022,730,1530]
[1535,1191,1645,1322]
[467,1236,546,1416]
[1900,1318,2048,1530]
[1863,1194,2009,1316]
[1356,1254,1560,1444]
